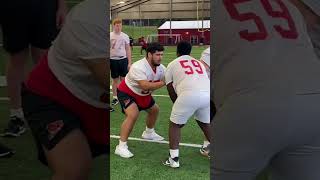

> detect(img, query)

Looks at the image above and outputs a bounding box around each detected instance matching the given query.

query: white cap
[200,47,210,67]
[301,0,320,16]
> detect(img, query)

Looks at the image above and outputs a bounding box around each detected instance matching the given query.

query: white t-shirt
[200,47,210,67]
[48,0,107,108]
[110,32,129,60]
[125,57,166,96]
[165,55,210,96]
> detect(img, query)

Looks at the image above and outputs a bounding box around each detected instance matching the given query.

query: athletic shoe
[111,98,119,106]
[200,144,210,157]
[115,145,134,158]
[1,116,26,137]
[163,156,180,168]
[110,107,115,112]
[141,130,164,141]
[0,143,14,158]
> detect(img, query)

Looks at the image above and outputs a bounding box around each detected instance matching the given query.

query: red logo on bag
[47,120,64,140]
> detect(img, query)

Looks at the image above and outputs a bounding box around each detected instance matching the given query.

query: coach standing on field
[110,18,132,112]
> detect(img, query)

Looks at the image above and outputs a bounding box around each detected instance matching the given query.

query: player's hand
[160,80,166,87]
[127,64,132,70]
[56,2,68,29]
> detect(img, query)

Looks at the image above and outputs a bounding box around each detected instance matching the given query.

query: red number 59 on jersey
[223,0,299,41]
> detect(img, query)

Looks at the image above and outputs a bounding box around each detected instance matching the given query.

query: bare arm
[137,80,165,91]
[166,82,177,103]
[56,0,68,29]
[82,58,109,91]
[125,44,132,68]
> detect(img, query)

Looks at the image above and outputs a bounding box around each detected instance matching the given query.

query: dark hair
[146,42,164,54]
[177,41,192,56]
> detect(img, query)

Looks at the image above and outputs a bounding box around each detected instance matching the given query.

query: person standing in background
[0,0,67,137]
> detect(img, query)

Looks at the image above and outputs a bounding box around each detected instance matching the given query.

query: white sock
[113,96,118,100]
[119,140,127,148]
[203,140,210,147]
[169,149,179,158]
[10,108,24,119]
[145,127,154,133]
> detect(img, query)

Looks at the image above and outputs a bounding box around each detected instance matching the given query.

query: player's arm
[137,80,165,91]
[166,82,177,103]
[56,0,68,29]
[82,59,109,91]
[125,43,132,68]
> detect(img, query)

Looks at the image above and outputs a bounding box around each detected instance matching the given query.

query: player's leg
[30,0,58,64]
[195,105,211,157]
[45,129,92,180]
[115,90,140,158]
[1,9,29,137]
[163,95,194,168]
[142,102,164,141]
[21,87,92,180]
[119,57,128,82]
[110,59,120,107]
[120,103,140,142]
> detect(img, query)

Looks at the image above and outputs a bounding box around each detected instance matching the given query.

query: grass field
[122,25,158,40]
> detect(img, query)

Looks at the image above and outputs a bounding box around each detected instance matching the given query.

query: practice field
[110,45,211,180]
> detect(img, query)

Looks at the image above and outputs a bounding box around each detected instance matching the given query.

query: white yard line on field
[0,97,9,101]
[110,135,202,148]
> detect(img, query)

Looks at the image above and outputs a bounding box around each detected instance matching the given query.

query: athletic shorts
[212,93,320,180]
[23,55,109,165]
[110,58,128,79]
[117,89,155,113]
[170,91,210,125]
[0,0,58,54]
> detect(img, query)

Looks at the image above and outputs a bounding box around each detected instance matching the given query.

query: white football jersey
[165,55,210,96]
[125,57,166,96]
[214,0,320,106]
[201,47,210,67]
[110,32,129,59]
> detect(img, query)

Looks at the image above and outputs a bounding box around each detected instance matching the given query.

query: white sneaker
[163,156,180,168]
[115,145,134,158]
[141,130,164,141]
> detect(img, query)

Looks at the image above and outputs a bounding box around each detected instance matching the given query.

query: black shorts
[0,0,58,54]
[117,89,155,113]
[21,85,108,165]
[110,58,128,79]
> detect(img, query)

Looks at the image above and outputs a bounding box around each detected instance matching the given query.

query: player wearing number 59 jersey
[163,41,210,168]
[115,42,166,158]
[213,0,320,179]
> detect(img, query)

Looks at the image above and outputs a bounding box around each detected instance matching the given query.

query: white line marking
[110,135,202,148]
[0,97,9,101]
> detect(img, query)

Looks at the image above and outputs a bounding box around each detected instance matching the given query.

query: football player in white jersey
[200,47,211,76]
[199,47,212,157]
[115,42,166,158]
[163,41,210,168]
[110,18,132,111]
[213,0,320,179]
